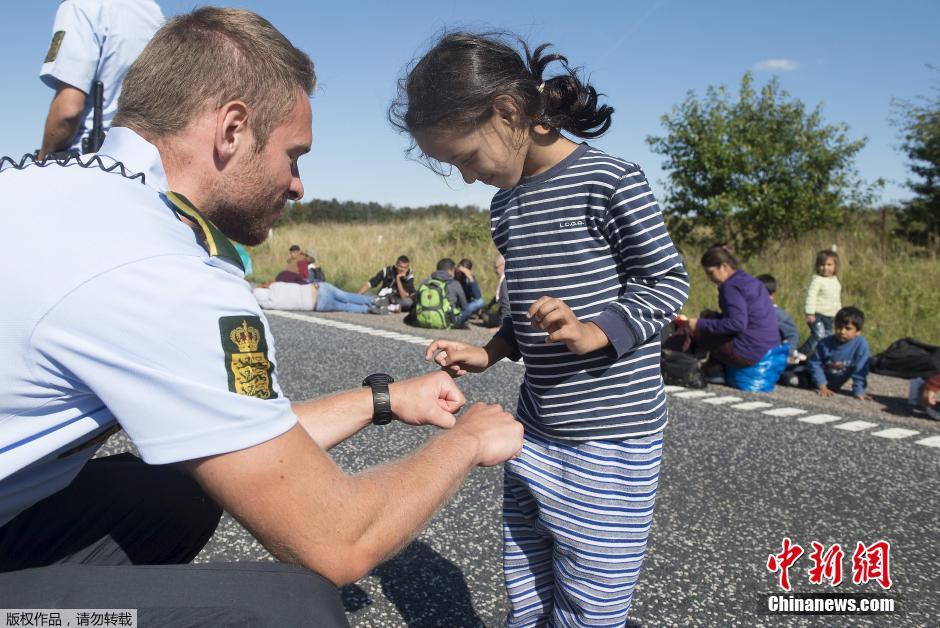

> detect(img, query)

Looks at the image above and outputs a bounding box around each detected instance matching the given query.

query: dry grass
[681,228,940,354]
[248,218,939,354]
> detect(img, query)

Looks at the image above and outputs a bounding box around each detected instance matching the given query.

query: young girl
[799,249,842,356]
[392,33,690,626]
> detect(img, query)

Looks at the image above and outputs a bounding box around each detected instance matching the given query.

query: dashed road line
[833,420,879,432]
[702,396,743,405]
[872,428,921,440]
[264,317,940,451]
[799,414,844,425]
[663,386,938,450]
[731,401,774,410]
[763,407,808,417]
[674,390,714,399]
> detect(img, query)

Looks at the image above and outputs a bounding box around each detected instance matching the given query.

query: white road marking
[731,401,775,410]
[674,390,715,399]
[915,436,940,448]
[834,421,879,432]
[702,396,743,405]
[763,407,808,417]
[871,428,920,440]
[799,414,843,424]
[266,311,433,346]
[265,312,940,452]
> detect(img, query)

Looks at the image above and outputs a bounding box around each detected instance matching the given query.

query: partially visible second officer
[38,0,164,159]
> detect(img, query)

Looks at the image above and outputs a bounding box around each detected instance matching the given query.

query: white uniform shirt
[39,0,165,151]
[0,128,297,527]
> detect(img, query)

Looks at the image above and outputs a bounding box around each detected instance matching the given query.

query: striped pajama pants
[503,429,663,627]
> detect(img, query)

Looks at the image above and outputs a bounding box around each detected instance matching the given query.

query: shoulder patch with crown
[45,31,65,63]
[219,316,277,399]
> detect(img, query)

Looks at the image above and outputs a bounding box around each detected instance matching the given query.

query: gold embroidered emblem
[45,31,65,63]
[220,317,277,399]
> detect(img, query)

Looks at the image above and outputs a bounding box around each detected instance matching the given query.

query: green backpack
[414,278,457,329]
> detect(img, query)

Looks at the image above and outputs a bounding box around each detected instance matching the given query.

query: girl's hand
[805,314,816,325]
[425,339,489,377]
[528,296,609,355]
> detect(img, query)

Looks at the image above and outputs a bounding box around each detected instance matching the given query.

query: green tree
[893,71,940,252]
[647,73,873,258]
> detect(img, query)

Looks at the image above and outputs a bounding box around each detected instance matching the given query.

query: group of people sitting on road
[253,246,509,331]
[664,243,875,400]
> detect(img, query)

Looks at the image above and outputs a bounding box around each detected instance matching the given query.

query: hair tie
[537,82,545,94]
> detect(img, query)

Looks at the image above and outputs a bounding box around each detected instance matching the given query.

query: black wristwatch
[362,373,395,425]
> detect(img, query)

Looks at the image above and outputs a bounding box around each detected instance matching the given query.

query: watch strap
[362,373,394,425]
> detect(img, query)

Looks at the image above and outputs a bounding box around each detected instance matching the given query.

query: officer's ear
[214,100,251,164]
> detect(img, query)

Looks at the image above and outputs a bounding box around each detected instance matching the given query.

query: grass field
[248,216,939,354]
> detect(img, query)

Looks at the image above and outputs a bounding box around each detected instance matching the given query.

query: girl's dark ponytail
[390,32,614,143]
[525,43,613,139]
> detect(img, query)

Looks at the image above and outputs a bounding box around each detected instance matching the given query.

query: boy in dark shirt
[808,306,872,400]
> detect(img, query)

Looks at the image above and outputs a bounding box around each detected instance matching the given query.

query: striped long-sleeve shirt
[492,143,689,440]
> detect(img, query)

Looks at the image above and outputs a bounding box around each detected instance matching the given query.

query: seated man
[454,258,485,329]
[358,255,416,312]
[255,281,381,314]
[407,258,467,329]
[277,244,325,284]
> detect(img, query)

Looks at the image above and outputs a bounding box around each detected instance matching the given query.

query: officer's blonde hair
[115,7,315,150]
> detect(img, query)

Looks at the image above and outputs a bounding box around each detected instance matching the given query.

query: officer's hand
[451,403,523,467]
[528,296,609,355]
[426,340,490,377]
[389,371,466,429]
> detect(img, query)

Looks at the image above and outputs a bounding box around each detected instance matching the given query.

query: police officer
[38,0,164,158]
[2,8,523,624]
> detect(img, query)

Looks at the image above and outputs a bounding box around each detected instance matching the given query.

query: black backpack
[661,349,707,389]
[871,338,940,379]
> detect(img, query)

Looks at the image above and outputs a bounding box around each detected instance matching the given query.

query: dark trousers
[799,313,834,357]
[662,326,755,369]
[0,453,348,627]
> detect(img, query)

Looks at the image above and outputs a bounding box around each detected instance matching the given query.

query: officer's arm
[39,85,86,158]
[290,371,464,449]
[184,402,521,586]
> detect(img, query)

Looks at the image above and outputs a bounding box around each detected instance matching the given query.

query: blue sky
[2,1,937,210]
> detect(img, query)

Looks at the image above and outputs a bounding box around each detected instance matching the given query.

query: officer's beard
[204,152,286,246]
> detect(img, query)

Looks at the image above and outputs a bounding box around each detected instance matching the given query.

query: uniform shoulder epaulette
[0,152,146,185]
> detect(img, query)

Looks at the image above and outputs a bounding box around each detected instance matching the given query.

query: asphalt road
[108,310,940,626]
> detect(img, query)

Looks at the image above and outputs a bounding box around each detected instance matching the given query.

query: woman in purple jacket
[688,245,779,371]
